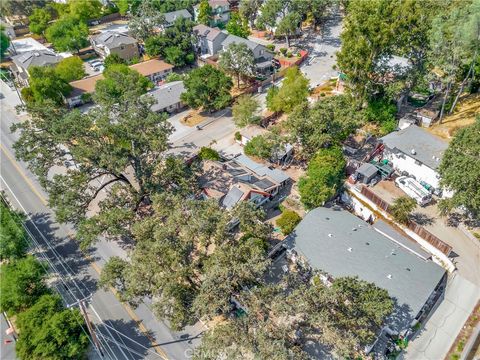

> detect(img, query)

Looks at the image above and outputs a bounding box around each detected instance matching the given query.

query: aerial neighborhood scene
[1,0,480,359]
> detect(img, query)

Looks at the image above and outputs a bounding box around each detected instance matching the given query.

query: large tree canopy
[45,16,89,53]
[55,56,85,83]
[337,0,441,102]
[0,256,49,315]
[439,118,480,216]
[144,17,195,66]
[219,42,256,88]
[28,8,52,35]
[22,66,72,106]
[11,65,186,249]
[266,66,309,113]
[286,95,364,160]
[94,64,152,107]
[99,195,271,330]
[129,0,165,41]
[181,65,233,111]
[195,275,393,359]
[16,294,89,360]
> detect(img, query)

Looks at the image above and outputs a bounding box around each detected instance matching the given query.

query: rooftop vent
[387,274,392,279]
[34,52,40,57]
[325,217,330,220]
[406,268,411,271]
[328,233,333,238]
[411,148,416,155]
[347,247,352,252]
[365,242,370,245]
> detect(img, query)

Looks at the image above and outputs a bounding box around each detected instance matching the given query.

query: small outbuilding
[355,163,378,184]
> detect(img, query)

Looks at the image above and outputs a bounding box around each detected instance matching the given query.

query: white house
[379,125,448,192]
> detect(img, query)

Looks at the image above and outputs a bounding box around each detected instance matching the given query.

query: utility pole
[79,300,104,358]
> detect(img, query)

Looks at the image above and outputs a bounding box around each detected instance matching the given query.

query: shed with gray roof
[285,207,446,333]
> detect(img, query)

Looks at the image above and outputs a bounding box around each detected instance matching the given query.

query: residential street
[0,80,204,360]
[299,14,343,87]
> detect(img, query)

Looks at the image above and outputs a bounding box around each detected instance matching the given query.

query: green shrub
[299,147,346,209]
[276,209,302,235]
[198,147,221,161]
[279,48,287,55]
[165,72,183,82]
[320,92,326,97]
[0,201,28,261]
[266,44,275,51]
[365,98,397,135]
[234,131,242,141]
[244,135,273,159]
[287,52,293,58]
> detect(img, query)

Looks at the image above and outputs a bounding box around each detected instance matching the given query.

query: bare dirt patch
[180,109,207,127]
[429,93,480,140]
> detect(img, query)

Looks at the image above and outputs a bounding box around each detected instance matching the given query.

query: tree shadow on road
[27,211,99,296]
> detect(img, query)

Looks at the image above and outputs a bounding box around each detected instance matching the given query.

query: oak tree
[181,65,233,111]
[439,118,480,216]
[219,42,256,88]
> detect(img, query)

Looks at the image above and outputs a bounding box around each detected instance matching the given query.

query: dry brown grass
[429,93,480,140]
[180,109,207,127]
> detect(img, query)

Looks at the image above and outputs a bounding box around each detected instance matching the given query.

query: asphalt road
[0,81,204,360]
[0,312,16,360]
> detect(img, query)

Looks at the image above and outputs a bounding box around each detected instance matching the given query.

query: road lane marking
[1,144,169,360]
[0,143,48,205]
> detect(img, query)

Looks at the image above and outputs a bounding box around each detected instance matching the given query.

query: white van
[395,176,432,206]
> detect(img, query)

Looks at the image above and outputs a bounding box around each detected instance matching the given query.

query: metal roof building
[285,207,446,332]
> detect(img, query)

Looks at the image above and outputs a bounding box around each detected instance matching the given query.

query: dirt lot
[428,93,480,140]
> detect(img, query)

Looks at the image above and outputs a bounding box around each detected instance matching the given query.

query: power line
[0,181,163,360]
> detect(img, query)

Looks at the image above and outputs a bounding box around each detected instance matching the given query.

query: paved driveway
[401,274,480,360]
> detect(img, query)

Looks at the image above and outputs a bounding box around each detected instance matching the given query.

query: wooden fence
[360,186,452,256]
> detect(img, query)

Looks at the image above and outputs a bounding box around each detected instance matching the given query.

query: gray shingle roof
[221,34,263,52]
[12,50,62,70]
[148,81,185,112]
[380,125,447,170]
[93,31,137,48]
[193,24,226,41]
[163,9,192,24]
[286,207,445,331]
